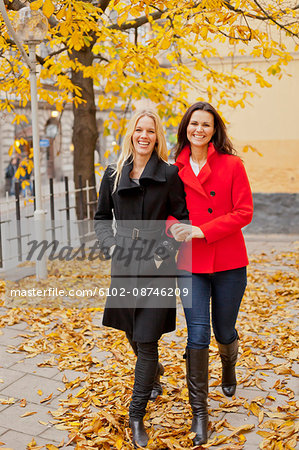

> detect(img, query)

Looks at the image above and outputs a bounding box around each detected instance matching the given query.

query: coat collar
[117,151,166,194]
[176,142,217,198]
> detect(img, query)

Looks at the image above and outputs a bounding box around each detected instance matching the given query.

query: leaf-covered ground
[0,247,298,449]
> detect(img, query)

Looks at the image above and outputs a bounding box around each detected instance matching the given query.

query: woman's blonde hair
[113,109,168,192]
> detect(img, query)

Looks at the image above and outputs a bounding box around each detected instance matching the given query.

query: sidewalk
[0,234,298,449]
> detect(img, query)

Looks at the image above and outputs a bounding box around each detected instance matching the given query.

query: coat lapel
[197,143,216,185]
[117,158,139,194]
[178,165,208,198]
[139,151,166,184]
[176,144,215,198]
[117,151,166,194]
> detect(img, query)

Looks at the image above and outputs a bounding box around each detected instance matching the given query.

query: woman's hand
[184,225,205,242]
[169,223,188,241]
[170,223,205,242]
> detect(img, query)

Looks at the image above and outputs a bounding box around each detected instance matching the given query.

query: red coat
[171,143,253,273]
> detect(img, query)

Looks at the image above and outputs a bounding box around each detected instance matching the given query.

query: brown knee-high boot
[186,347,209,446]
[217,338,238,397]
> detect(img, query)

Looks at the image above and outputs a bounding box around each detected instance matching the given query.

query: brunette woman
[169,102,253,446]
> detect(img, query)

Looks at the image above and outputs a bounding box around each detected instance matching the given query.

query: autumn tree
[1,0,298,217]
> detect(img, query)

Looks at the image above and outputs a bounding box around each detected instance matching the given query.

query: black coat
[94,151,189,342]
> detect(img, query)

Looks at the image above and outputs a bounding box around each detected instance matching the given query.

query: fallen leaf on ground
[21,411,37,417]
[19,398,27,407]
[1,250,298,449]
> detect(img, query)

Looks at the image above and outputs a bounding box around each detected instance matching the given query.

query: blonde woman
[94,109,189,448]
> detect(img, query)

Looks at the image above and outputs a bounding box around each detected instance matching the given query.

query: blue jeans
[178,267,247,349]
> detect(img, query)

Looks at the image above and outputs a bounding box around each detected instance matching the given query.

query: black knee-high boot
[149,362,164,401]
[126,332,164,401]
[186,347,209,446]
[217,338,238,397]
[129,341,158,448]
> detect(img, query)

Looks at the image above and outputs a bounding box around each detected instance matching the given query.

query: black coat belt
[116,225,164,240]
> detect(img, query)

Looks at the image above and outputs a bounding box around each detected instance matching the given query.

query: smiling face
[132,115,157,158]
[186,110,215,151]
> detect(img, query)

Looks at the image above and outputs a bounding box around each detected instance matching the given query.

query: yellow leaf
[21,180,30,189]
[115,438,123,450]
[230,423,255,437]
[40,393,53,403]
[43,0,55,18]
[159,35,171,50]
[263,47,272,59]
[56,5,67,20]
[257,430,272,437]
[54,424,69,430]
[258,411,264,424]
[20,398,27,407]
[19,167,26,177]
[200,26,209,39]
[27,438,37,449]
[75,388,86,397]
[30,0,43,11]
[12,114,29,125]
[0,398,15,405]
[288,348,299,360]
[21,411,37,417]
[117,11,128,26]
[274,364,292,375]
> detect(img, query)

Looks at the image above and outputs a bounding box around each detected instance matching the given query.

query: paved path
[0,234,298,449]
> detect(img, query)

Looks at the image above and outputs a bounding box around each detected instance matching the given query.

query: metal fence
[0,176,98,270]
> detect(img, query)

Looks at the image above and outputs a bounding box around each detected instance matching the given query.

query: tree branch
[4,0,26,11]
[98,0,112,13]
[252,0,299,37]
[46,46,68,59]
[109,10,166,31]
[4,37,67,66]
[93,54,110,62]
[223,0,299,38]
[218,29,252,42]
[4,0,58,27]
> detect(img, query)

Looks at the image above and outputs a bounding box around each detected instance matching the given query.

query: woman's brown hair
[174,102,236,160]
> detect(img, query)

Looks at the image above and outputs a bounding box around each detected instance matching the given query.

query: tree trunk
[70,46,98,220]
